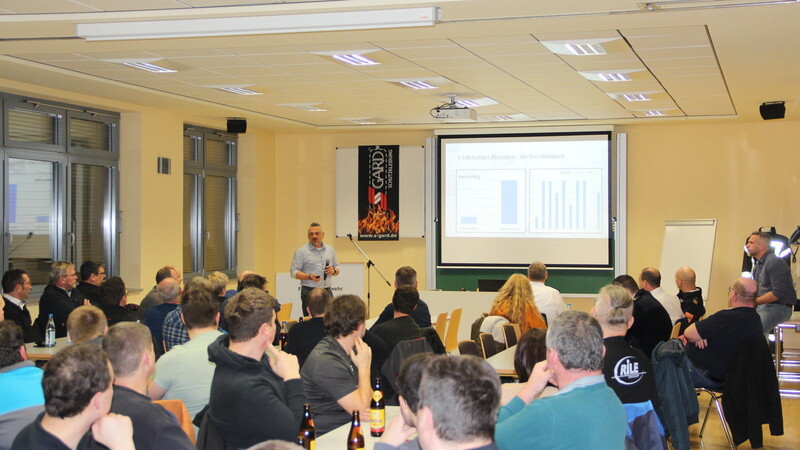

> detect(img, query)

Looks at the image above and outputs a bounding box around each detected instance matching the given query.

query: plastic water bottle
[45,314,56,347]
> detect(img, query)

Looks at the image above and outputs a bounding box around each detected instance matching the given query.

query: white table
[316,406,400,449]
[24,337,70,361]
[486,344,517,377]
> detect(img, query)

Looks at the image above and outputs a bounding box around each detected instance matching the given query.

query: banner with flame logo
[358,145,399,240]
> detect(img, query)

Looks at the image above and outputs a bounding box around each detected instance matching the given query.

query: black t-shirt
[602,336,661,411]
[284,317,326,368]
[686,306,762,380]
[677,288,705,323]
[11,413,105,450]
[627,290,672,359]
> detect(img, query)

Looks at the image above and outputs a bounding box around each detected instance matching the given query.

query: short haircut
[309,222,321,228]
[2,269,27,293]
[181,286,219,329]
[307,288,333,316]
[102,322,153,377]
[225,288,276,342]
[157,278,182,302]
[185,276,214,293]
[206,271,229,295]
[750,231,772,244]
[640,267,661,287]
[395,266,417,286]
[239,273,267,291]
[99,276,126,307]
[612,274,639,294]
[527,261,548,281]
[49,261,75,284]
[246,440,305,450]
[732,278,757,306]
[546,311,604,372]
[418,355,500,443]
[67,306,107,344]
[155,266,176,284]
[595,284,634,327]
[513,328,547,382]
[0,321,25,368]
[324,295,366,339]
[79,261,104,281]
[397,353,437,413]
[392,286,420,315]
[43,344,111,418]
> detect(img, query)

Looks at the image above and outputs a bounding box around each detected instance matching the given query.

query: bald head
[157,278,181,303]
[675,267,697,292]
[639,267,661,291]
[729,277,757,307]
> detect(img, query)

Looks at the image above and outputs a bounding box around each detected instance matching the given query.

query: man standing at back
[374,266,432,328]
[746,231,797,334]
[527,261,567,323]
[38,261,85,338]
[2,269,39,342]
[103,322,194,449]
[291,222,340,312]
[640,267,683,325]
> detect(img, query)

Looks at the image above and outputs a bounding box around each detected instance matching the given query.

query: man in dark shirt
[372,286,426,353]
[746,231,797,334]
[75,260,106,306]
[2,269,40,342]
[98,277,136,327]
[613,275,671,359]
[103,322,194,450]
[674,266,705,325]
[37,261,86,338]
[373,266,432,328]
[144,278,181,356]
[684,277,763,389]
[285,287,332,367]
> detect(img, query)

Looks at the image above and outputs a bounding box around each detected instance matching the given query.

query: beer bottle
[279,321,289,350]
[297,403,315,450]
[346,410,364,449]
[370,377,385,437]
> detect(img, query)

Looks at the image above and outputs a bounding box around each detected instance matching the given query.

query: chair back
[276,303,293,324]
[433,312,448,342]
[458,340,482,357]
[444,308,462,353]
[154,399,196,444]
[502,323,521,348]
[285,319,298,331]
[670,321,682,339]
[479,332,499,359]
[381,337,433,396]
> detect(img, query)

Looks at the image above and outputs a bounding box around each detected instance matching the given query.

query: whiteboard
[659,219,717,298]
[275,262,365,314]
[335,146,425,238]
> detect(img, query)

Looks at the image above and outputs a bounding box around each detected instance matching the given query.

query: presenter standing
[291,222,340,312]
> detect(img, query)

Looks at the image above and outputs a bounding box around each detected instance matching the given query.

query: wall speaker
[157,157,171,174]
[759,101,785,120]
[227,118,247,133]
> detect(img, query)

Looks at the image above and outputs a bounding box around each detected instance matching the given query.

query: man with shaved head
[675,267,705,324]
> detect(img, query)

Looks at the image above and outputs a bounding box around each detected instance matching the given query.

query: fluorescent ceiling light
[599,73,632,82]
[566,43,606,55]
[540,38,620,56]
[493,115,514,121]
[623,94,651,101]
[640,0,798,11]
[332,54,380,66]
[77,7,440,41]
[280,103,326,111]
[401,81,437,90]
[122,62,176,73]
[343,118,377,125]
[217,87,262,95]
[456,100,480,108]
[579,69,642,82]
[644,110,666,116]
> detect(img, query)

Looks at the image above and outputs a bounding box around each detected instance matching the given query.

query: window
[183,126,237,278]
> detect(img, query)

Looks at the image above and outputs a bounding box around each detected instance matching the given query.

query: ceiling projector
[431,107,478,121]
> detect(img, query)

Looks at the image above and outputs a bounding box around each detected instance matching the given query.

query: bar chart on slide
[455,169,526,233]
[529,168,603,234]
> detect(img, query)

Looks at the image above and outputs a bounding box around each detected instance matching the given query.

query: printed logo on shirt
[613,356,646,385]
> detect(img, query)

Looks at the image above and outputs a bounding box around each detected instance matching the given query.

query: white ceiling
[0,0,797,130]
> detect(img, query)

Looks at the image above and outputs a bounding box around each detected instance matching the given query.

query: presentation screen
[438,132,612,268]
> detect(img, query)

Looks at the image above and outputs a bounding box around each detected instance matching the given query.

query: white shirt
[530,281,567,323]
[650,286,683,324]
[2,293,25,309]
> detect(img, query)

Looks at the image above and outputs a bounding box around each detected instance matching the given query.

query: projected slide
[530,169,603,234]
[456,170,525,233]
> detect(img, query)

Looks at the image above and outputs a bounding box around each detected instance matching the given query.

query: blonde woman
[489,273,547,333]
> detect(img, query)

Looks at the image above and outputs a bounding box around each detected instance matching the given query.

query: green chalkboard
[435,267,615,294]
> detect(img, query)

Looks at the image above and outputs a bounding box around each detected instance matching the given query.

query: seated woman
[501,328,556,404]
[489,273,547,334]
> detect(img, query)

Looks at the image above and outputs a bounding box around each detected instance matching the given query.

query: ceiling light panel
[623,93,651,101]
[122,62,176,73]
[332,54,380,66]
[540,38,621,56]
[280,103,327,111]
[400,81,437,89]
[217,87,262,95]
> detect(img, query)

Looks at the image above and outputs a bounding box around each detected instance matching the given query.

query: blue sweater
[495,378,627,450]
[0,361,44,415]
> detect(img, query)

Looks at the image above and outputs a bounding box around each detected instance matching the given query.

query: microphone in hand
[324,261,330,280]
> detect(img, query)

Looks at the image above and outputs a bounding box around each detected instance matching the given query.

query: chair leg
[712,396,735,448]
[698,393,713,438]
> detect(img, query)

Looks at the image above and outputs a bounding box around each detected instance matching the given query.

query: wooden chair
[285,319,298,331]
[444,308,462,354]
[670,321,682,339]
[458,340,482,358]
[502,323,521,348]
[276,303,293,324]
[479,332,498,359]
[154,399,196,444]
[433,312,448,342]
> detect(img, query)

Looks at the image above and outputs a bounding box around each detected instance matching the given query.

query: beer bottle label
[372,391,382,402]
[370,408,385,430]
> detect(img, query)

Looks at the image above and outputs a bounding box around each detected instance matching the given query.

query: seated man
[2,269,40,343]
[162,277,215,352]
[528,261,567,323]
[684,277,763,389]
[67,305,108,345]
[613,275,672,359]
[37,261,85,338]
[285,287,333,367]
[12,343,134,450]
[675,266,706,324]
[76,261,106,305]
[150,286,223,419]
[138,266,181,322]
[145,278,182,356]
[0,321,44,448]
[378,355,501,450]
[207,288,307,448]
[301,294,373,435]
[98,277,136,327]
[495,311,627,449]
[103,322,195,449]
[371,286,426,353]
[374,267,432,328]
[640,267,683,325]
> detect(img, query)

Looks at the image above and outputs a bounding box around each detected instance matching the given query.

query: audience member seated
[285,287,333,367]
[500,328,555,404]
[98,277,136,327]
[76,261,106,306]
[207,289,307,448]
[145,278,182,356]
[495,311,627,449]
[67,306,108,345]
[674,267,706,325]
[37,261,86,338]
[103,322,195,449]
[150,286,223,419]
[2,269,40,343]
[377,355,501,450]
[489,273,547,334]
[639,267,683,325]
[223,270,254,299]
[301,294,373,435]
[373,266,432,328]
[684,277,762,389]
[0,321,44,448]
[527,261,567,323]
[219,273,274,332]
[11,344,134,450]
[374,353,435,449]
[162,277,214,352]
[206,271,229,305]
[371,286,432,354]
[613,275,671,359]
[138,266,182,322]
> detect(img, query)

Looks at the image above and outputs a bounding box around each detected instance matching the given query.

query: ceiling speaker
[227,118,247,133]
[759,101,785,120]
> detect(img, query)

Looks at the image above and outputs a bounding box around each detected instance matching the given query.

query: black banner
[358,145,399,240]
